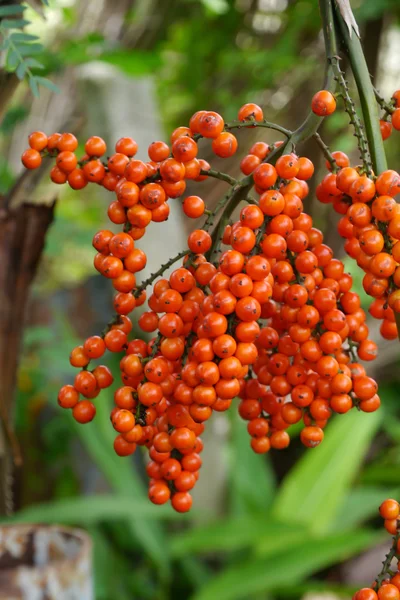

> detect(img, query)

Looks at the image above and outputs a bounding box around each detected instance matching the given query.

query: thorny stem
[313,132,338,172]
[374,87,395,116]
[282,0,338,156]
[373,531,400,590]
[223,118,292,137]
[331,56,373,176]
[101,314,122,338]
[133,249,190,298]
[205,145,286,262]
[193,119,292,142]
[200,168,238,186]
[333,0,388,175]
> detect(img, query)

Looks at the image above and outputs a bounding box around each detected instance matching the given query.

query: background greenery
[1,0,400,598]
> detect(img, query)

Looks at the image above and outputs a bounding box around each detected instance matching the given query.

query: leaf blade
[271,410,381,534]
[192,530,384,600]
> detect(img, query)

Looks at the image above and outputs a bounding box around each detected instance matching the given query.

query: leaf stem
[332,0,387,174]
[133,249,190,298]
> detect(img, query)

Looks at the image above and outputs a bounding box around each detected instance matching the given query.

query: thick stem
[332,0,387,174]
[332,57,373,176]
[284,0,338,154]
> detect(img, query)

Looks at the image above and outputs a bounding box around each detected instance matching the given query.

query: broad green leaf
[331,486,400,531]
[24,57,45,69]
[361,464,400,485]
[35,76,60,93]
[1,18,30,28]
[0,38,10,51]
[6,48,19,69]
[16,61,26,79]
[192,530,383,600]
[170,515,304,557]
[10,32,39,42]
[180,556,212,589]
[16,42,44,56]
[0,6,25,17]
[5,495,175,525]
[229,411,275,515]
[272,410,381,534]
[73,393,171,579]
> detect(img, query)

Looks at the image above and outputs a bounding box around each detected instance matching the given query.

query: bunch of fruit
[21,93,400,512]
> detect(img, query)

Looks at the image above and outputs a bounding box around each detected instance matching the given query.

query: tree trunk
[0,202,55,514]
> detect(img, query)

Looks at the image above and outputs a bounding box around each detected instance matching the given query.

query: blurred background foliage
[1,0,400,598]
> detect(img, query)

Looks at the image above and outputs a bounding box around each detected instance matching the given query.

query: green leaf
[24,57,45,69]
[4,495,175,525]
[16,42,44,56]
[0,6,25,17]
[361,464,400,485]
[16,61,26,79]
[331,486,400,531]
[29,76,39,97]
[0,38,10,51]
[192,530,384,600]
[228,411,276,515]
[35,76,60,93]
[271,410,381,534]
[72,395,171,579]
[5,48,19,70]
[1,18,30,28]
[10,32,39,42]
[170,515,306,558]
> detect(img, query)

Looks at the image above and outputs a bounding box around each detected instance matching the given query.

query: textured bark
[0,202,55,514]
[0,525,92,599]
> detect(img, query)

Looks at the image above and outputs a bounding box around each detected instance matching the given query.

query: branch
[332,0,387,174]
[313,132,338,172]
[133,249,190,298]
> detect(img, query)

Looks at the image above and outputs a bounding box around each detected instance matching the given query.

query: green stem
[224,119,292,137]
[133,249,189,297]
[313,132,338,172]
[207,181,253,261]
[374,87,395,116]
[200,168,238,186]
[332,0,387,174]
[203,0,339,262]
[284,0,338,154]
[332,57,373,176]
[373,531,400,590]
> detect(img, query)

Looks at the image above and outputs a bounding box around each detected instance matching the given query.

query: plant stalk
[332,0,387,175]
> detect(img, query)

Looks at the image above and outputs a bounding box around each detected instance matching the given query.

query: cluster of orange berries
[353,499,400,600]
[310,87,400,144]
[379,90,400,141]
[21,100,386,512]
[315,151,400,339]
